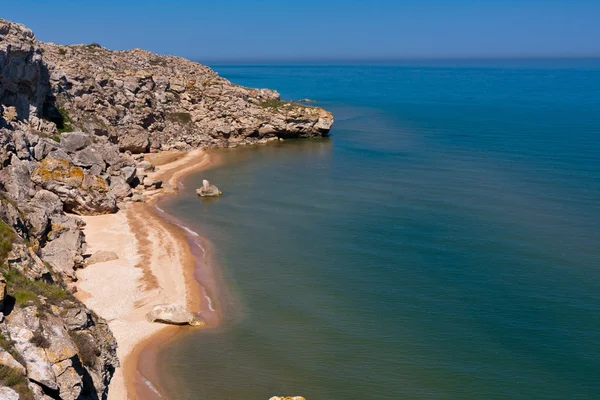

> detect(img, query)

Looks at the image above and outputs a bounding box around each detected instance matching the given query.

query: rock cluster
[0,302,118,400]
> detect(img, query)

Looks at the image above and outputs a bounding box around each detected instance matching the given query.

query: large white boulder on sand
[145,304,205,326]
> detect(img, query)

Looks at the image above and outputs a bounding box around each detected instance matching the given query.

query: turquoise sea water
[157,60,600,399]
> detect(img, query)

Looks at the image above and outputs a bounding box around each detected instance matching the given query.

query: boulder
[60,132,91,153]
[196,179,222,197]
[142,177,162,189]
[71,148,104,169]
[86,251,119,266]
[117,127,149,153]
[146,304,205,326]
[110,183,132,199]
[137,160,154,171]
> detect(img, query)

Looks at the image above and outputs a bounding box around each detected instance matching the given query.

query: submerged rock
[146,304,205,326]
[196,179,222,197]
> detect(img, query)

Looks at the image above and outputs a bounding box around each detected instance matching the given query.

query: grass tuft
[0,365,34,400]
[3,268,69,307]
[0,219,15,262]
[166,112,192,125]
[69,331,100,367]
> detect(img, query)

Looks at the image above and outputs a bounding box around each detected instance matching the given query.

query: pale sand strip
[75,149,218,399]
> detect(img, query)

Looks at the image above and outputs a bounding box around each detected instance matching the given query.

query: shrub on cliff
[0,220,15,262]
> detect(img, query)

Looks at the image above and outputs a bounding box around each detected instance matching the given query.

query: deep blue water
[158,60,600,399]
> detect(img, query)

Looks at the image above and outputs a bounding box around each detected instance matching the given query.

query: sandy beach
[75,149,221,399]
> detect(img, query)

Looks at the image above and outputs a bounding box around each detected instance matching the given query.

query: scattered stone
[137,160,155,171]
[196,179,222,197]
[143,177,162,189]
[146,304,205,326]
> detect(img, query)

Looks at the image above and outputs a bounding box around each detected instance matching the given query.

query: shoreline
[75,149,223,399]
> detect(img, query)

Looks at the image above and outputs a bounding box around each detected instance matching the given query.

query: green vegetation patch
[166,112,193,125]
[0,219,15,262]
[258,99,288,109]
[2,268,69,307]
[0,365,34,400]
[56,108,73,134]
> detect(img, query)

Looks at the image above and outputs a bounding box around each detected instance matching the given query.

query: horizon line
[194,55,600,66]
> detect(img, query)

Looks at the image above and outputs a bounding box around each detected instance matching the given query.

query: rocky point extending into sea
[0,17,332,400]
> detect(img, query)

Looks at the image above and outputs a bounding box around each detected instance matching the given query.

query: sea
[155,59,600,399]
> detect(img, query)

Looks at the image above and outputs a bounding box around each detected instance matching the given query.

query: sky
[2,0,599,61]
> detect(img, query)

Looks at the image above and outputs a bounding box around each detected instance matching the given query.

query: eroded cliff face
[0,17,333,399]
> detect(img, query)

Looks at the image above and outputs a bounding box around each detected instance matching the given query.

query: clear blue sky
[2,0,599,61]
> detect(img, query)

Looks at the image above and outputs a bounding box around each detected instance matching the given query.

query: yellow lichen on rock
[32,158,84,187]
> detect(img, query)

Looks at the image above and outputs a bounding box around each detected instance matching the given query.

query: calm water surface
[157,60,600,399]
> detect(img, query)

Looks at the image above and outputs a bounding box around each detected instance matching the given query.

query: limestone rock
[0,19,50,127]
[60,132,91,153]
[7,244,52,281]
[31,157,116,215]
[0,387,20,400]
[196,179,222,197]
[40,215,85,281]
[146,304,205,326]
[117,126,149,153]
[0,348,26,375]
[86,251,118,266]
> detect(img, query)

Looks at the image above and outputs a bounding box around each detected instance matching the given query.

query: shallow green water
[157,61,600,399]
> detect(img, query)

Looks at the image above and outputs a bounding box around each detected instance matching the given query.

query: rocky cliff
[0,17,333,399]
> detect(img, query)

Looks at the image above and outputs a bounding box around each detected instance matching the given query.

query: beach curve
[75,149,222,399]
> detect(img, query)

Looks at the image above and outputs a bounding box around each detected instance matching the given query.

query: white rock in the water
[146,304,205,326]
[196,179,222,197]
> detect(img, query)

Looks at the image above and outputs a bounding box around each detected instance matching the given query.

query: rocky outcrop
[1,303,118,400]
[196,179,222,197]
[146,304,205,326]
[31,31,333,151]
[0,20,54,133]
